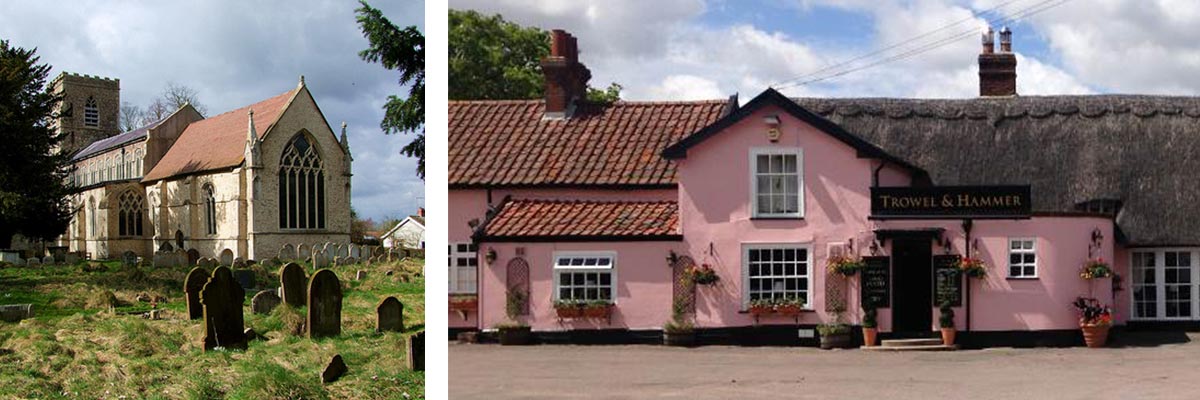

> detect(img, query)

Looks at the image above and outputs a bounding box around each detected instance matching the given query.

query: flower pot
[748,306,772,317]
[775,305,802,317]
[862,327,878,347]
[1081,324,1110,348]
[819,332,853,349]
[498,326,532,345]
[583,304,612,318]
[663,331,696,347]
[556,306,582,319]
[940,327,956,346]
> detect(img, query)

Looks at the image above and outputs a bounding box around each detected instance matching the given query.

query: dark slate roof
[792,94,1200,246]
[449,99,734,187]
[71,117,166,161]
[479,199,680,241]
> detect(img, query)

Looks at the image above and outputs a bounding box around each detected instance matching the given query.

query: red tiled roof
[449,99,732,187]
[142,88,297,182]
[481,199,680,240]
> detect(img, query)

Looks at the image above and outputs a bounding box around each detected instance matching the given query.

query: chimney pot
[978,26,1017,97]
[981,26,995,54]
[418,207,424,218]
[541,29,591,118]
[999,26,1012,53]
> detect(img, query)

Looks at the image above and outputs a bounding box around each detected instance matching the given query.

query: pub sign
[870,185,1032,219]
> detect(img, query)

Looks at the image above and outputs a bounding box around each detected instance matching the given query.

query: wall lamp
[764,115,781,142]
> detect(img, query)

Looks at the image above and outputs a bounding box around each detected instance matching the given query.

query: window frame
[1007,237,1038,279]
[1129,248,1200,321]
[741,243,813,310]
[749,147,804,219]
[203,184,217,236]
[552,251,617,304]
[448,242,478,294]
[84,97,99,127]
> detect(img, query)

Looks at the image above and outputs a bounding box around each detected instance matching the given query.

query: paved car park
[450,332,1200,399]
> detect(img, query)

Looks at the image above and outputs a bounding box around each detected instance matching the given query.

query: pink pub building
[449,29,1195,347]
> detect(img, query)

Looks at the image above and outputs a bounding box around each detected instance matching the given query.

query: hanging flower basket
[688,264,720,285]
[827,255,865,277]
[1080,258,1113,280]
[958,257,987,279]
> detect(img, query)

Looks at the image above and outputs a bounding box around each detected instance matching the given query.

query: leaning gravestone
[219,249,234,266]
[376,296,403,333]
[251,290,281,315]
[307,269,343,339]
[406,331,424,371]
[121,251,138,267]
[184,267,209,320]
[200,266,247,351]
[280,263,307,307]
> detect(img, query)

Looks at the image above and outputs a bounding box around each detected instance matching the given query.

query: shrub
[938,302,955,328]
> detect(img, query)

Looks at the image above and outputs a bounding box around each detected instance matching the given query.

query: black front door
[891,238,933,335]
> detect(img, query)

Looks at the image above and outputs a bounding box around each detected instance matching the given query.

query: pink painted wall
[478,241,680,331]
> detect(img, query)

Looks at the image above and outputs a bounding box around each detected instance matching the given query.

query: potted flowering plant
[748,298,775,317]
[774,296,805,316]
[862,307,878,347]
[554,299,583,318]
[958,257,987,278]
[688,263,720,285]
[1072,296,1113,348]
[938,301,956,346]
[583,299,614,318]
[827,255,865,276]
[818,308,852,349]
[1080,258,1113,280]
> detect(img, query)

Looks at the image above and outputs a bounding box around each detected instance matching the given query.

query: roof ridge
[510,198,677,205]
[449,99,729,106]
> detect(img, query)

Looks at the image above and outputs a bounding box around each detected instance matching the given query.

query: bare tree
[143,97,171,125]
[160,82,207,116]
[119,102,144,132]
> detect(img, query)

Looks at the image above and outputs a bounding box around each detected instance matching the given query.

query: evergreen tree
[356,1,426,180]
[0,40,72,249]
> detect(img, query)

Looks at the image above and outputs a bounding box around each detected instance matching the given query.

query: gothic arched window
[278,133,325,230]
[118,190,144,237]
[203,184,217,235]
[84,97,99,127]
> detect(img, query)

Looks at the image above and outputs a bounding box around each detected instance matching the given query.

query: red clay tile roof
[142,88,297,182]
[449,99,733,187]
[480,199,680,241]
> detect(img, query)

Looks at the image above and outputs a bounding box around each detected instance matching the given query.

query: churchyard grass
[0,258,424,399]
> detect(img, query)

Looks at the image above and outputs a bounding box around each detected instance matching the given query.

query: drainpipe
[962,219,974,332]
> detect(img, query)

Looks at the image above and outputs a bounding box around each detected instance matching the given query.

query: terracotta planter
[862,327,878,347]
[449,297,478,311]
[555,306,582,319]
[748,306,772,317]
[583,304,612,318]
[775,305,802,317]
[940,327,956,346]
[1081,324,1110,348]
[498,326,532,345]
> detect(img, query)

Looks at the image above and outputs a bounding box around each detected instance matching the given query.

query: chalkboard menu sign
[934,255,963,307]
[860,256,890,308]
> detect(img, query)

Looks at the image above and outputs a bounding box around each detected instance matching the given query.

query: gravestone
[406,331,424,371]
[251,290,281,315]
[279,263,307,307]
[121,251,138,267]
[26,258,40,267]
[376,296,403,333]
[42,256,54,265]
[234,269,256,290]
[184,267,209,319]
[321,354,348,384]
[64,253,80,264]
[219,249,234,266]
[187,249,201,266]
[279,243,296,260]
[152,252,173,268]
[0,304,34,322]
[356,270,367,281]
[350,245,361,259]
[298,244,311,260]
[232,257,246,268]
[312,252,330,269]
[175,249,188,268]
[307,269,343,339]
[336,244,349,259]
[158,242,174,252]
[200,266,247,351]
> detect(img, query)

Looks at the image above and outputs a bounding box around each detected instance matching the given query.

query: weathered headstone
[187,249,201,266]
[175,249,188,267]
[279,263,307,307]
[234,269,255,290]
[184,267,209,320]
[307,269,342,339]
[312,252,330,269]
[279,244,296,260]
[376,296,403,333]
[232,257,246,268]
[200,266,247,351]
[200,258,217,269]
[251,290,281,315]
[350,245,361,259]
[356,270,367,281]
[406,331,424,371]
[321,354,348,384]
[0,304,33,322]
[121,251,138,267]
[64,253,80,264]
[26,258,40,267]
[42,256,54,265]
[219,249,234,266]
[158,242,174,252]
[298,244,311,260]
[336,244,349,259]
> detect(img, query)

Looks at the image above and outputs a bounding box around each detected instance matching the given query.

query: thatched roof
[792,94,1200,246]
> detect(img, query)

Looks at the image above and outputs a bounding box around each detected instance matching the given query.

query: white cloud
[646,75,723,100]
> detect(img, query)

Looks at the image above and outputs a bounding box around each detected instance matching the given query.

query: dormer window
[84,97,99,127]
[1075,199,1123,216]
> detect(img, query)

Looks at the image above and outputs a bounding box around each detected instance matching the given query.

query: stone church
[55,72,352,261]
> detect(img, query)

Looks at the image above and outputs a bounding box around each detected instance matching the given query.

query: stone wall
[52,72,120,156]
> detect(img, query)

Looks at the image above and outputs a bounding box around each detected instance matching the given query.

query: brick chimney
[978,26,1017,97]
[541,29,592,119]
[417,207,424,218]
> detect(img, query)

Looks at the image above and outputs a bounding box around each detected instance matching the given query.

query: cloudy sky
[449,0,1200,100]
[0,0,424,224]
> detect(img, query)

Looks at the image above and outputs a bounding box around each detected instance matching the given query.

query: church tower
[51,72,121,156]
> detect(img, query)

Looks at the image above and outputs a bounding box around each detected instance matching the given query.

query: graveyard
[0,254,425,399]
